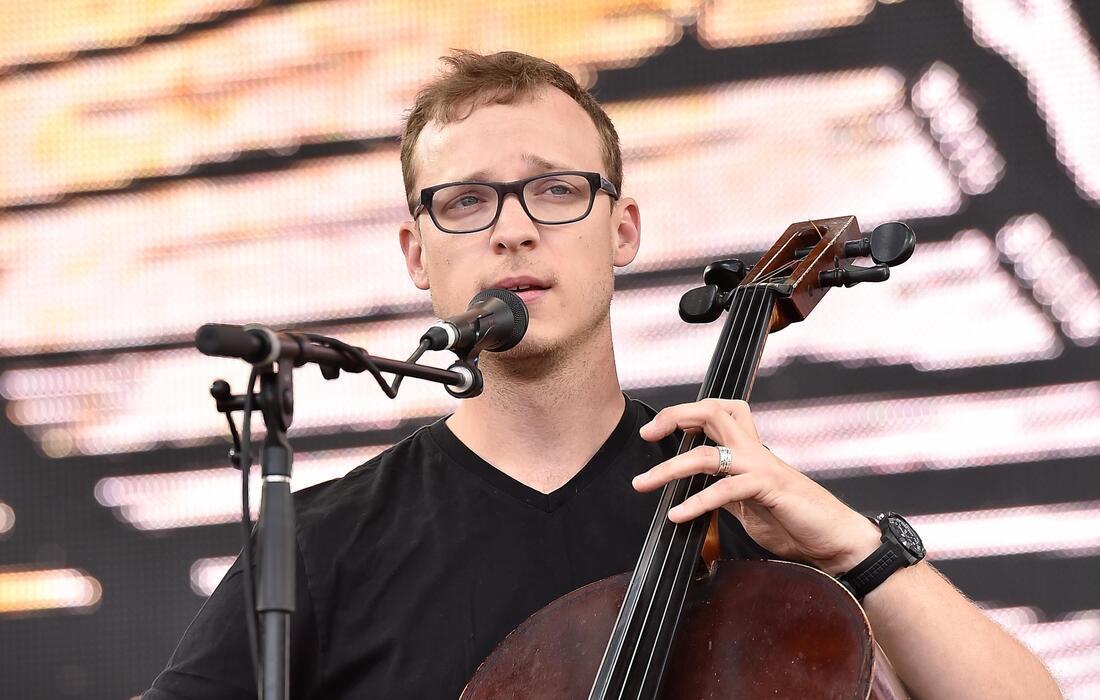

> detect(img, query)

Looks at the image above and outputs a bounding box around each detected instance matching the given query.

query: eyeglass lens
[431,173,593,233]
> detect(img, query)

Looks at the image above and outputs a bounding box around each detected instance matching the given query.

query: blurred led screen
[1,1,1098,698]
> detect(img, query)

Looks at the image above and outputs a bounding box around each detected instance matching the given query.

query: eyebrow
[459,154,569,182]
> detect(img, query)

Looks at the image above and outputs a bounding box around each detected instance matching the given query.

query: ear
[611,197,641,268]
[399,220,431,290]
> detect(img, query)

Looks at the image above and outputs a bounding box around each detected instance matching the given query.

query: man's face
[399,87,640,358]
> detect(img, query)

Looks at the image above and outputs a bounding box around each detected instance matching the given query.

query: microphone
[196,324,346,368]
[421,289,529,353]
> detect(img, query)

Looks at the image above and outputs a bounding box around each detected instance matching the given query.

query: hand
[631,398,881,575]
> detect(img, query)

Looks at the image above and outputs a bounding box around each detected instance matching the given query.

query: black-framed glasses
[412,170,619,234]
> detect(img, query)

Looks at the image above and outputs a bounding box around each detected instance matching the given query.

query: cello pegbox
[740,215,863,331]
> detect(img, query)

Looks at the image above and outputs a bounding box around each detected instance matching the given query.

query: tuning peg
[819,263,890,288]
[702,259,746,292]
[843,222,916,267]
[679,284,724,323]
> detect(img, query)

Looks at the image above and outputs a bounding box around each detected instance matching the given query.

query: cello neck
[588,284,778,700]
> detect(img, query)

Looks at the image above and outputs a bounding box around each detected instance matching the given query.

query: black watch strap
[837,513,925,601]
[838,540,906,600]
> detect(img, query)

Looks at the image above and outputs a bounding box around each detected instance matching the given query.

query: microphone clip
[444,356,484,399]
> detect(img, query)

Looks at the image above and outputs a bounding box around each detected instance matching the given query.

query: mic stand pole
[255,356,296,700]
[207,340,481,700]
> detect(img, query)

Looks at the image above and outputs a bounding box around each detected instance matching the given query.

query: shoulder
[619,395,682,468]
[629,396,660,421]
[293,421,443,526]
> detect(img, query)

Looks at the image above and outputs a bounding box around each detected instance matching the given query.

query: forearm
[862,561,1063,700]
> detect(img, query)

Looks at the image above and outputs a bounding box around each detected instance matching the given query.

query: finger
[639,400,748,446]
[667,474,765,523]
[724,399,760,443]
[632,445,742,492]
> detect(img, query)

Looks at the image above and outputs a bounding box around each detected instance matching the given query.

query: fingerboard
[588,284,778,700]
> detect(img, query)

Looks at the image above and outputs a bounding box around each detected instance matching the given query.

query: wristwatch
[837,512,925,601]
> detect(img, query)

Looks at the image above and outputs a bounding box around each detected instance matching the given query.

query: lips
[489,276,552,305]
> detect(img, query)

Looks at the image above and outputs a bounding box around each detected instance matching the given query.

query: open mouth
[495,282,551,304]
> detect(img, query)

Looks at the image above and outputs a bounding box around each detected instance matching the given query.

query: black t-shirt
[145,397,771,699]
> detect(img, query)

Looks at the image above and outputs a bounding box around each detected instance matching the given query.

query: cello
[461,216,917,699]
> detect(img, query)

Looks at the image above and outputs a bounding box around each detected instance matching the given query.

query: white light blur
[95,447,388,530]
[997,214,1100,346]
[0,567,102,615]
[189,557,236,597]
[757,382,1100,478]
[0,230,1063,457]
[1064,678,1100,700]
[697,0,875,48]
[912,502,1100,560]
[0,68,964,356]
[961,0,1100,203]
[911,62,1006,195]
[0,502,14,536]
[984,607,1100,700]
[613,68,963,271]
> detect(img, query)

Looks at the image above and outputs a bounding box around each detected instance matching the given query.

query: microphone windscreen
[195,323,264,361]
[474,288,529,351]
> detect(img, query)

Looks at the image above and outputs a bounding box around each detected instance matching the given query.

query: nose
[488,192,540,252]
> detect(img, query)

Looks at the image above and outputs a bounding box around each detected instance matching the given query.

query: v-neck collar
[427,397,640,513]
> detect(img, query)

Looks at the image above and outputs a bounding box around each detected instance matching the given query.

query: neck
[446,318,627,493]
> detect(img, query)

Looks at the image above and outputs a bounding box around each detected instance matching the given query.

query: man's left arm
[632,398,1063,700]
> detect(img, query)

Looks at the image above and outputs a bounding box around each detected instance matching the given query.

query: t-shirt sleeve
[143,543,318,700]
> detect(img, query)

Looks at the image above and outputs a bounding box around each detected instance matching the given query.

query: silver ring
[715,445,733,477]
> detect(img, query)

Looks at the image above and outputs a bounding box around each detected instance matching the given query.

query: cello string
[630,282,775,698]
[599,428,707,699]
[629,284,769,697]
[758,258,797,283]
[611,285,753,699]
[624,283,773,698]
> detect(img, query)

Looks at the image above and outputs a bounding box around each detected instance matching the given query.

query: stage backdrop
[1,1,1098,697]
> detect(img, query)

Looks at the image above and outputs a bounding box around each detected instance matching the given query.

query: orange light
[0,567,102,615]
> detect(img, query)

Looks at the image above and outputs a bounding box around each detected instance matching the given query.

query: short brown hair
[400,50,622,214]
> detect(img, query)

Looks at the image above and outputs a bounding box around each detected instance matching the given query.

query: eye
[532,179,580,197]
[442,191,489,212]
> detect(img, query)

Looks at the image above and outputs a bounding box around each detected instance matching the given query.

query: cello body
[462,560,907,700]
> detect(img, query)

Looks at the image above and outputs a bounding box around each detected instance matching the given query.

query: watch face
[887,515,926,558]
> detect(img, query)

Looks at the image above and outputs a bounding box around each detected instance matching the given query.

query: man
[146,51,1062,699]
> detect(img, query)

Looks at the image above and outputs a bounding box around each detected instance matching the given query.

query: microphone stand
[204,327,481,700]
